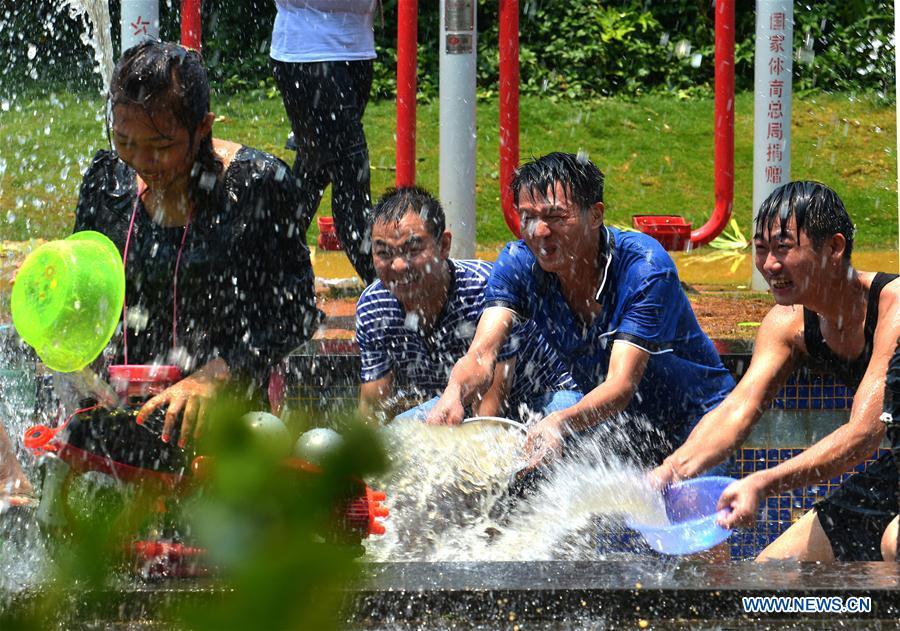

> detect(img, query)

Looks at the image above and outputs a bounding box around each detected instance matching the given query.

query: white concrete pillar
[440,0,477,259]
[751,0,793,290]
[121,0,160,55]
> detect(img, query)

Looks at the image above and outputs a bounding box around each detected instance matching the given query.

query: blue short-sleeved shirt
[484,227,734,442]
[356,259,579,412]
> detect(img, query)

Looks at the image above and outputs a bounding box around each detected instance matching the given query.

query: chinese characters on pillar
[765,12,787,185]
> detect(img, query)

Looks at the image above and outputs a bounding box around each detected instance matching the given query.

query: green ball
[293,428,344,466]
[241,411,292,458]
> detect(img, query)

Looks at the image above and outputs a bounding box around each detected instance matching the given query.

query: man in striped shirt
[356,187,581,423]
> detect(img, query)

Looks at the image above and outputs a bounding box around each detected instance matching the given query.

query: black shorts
[814,451,899,561]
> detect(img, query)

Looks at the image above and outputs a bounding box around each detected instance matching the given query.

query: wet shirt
[73,148,322,386]
[356,259,579,410]
[484,227,735,442]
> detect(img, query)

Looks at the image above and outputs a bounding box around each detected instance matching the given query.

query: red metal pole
[180,0,202,50]
[691,0,734,248]
[498,0,521,238]
[396,0,418,187]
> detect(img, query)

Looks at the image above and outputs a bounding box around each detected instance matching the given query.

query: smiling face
[753,214,838,305]
[111,103,211,191]
[371,210,451,306]
[518,181,603,275]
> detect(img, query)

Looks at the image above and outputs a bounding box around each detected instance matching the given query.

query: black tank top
[803,272,898,389]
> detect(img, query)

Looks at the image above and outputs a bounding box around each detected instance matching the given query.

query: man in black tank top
[879,343,900,561]
[652,181,899,562]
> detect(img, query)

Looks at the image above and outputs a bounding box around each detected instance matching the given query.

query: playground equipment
[395,0,735,251]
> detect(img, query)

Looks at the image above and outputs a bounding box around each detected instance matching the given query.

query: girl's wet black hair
[370,186,446,240]
[511,151,604,213]
[107,40,223,211]
[754,181,855,261]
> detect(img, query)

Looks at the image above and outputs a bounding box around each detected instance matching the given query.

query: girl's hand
[137,358,229,447]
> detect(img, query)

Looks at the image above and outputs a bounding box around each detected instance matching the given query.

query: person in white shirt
[270,0,378,283]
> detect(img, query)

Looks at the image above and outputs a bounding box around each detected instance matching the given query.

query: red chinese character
[768,101,783,120]
[770,12,785,30]
[767,122,783,140]
[765,165,783,184]
[766,143,783,162]
[768,56,785,75]
[769,34,785,53]
[769,79,784,98]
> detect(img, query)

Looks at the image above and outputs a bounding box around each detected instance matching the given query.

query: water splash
[366,416,668,562]
[57,0,114,94]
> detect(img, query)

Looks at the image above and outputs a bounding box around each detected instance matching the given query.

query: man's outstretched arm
[426,307,517,425]
[653,306,800,487]
[521,339,649,468]
[718,293,900,528]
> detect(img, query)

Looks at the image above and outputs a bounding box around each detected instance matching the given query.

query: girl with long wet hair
[73,40,321,447]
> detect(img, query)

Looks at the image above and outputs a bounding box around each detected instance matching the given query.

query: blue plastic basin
[627,475,736,555]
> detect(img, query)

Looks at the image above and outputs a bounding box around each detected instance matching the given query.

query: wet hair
[108,40,223,210]
[370,187,446,240]
[754,181,855,261]
[511,152,604,213]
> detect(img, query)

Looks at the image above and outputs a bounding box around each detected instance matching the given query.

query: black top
[803,272,898,389]
[74,148,322,387]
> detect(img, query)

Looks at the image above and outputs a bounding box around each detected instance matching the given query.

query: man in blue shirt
[357,187,581,423]
[427,152,734,469]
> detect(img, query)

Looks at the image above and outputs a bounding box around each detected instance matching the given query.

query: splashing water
[57,0,114,94]
[0,328,47,593]
[366,416,668,562]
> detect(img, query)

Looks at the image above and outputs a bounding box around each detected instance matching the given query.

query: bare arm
[558,340,649,430]
[718,290,900,528]
[426,307,517,425]
[521,340,649,468]
[473,357,516,417]
[654,306,800,484]
[358,373,394,422]
[751,299,898,494]
[0,421,33,501]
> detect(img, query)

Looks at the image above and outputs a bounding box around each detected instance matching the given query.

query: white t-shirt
[270,0,377,63]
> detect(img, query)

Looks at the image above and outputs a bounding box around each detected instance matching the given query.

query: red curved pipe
[180,0,202,50]
[396,0,418,187]
[499,0,521,237]
[690,0,734,248]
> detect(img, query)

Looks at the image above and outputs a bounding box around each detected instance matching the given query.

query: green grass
[0,90,896,248]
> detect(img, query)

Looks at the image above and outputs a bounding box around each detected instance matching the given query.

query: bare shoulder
[758,303,805,347]
[873,273,900,343]
[211,138,242,170]
[876,273,900,309]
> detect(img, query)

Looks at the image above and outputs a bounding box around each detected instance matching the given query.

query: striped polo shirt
[356,259,578,411]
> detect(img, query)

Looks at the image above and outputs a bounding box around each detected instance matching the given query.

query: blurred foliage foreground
[0,392,387,630]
